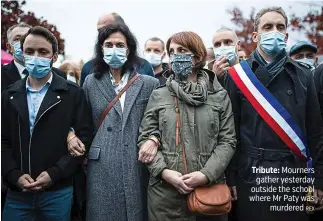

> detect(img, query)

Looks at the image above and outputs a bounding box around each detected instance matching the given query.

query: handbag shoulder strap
[98,73,140,129]
[174,97,188,174]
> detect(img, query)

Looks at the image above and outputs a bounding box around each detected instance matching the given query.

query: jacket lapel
[122,72,143,129]
[8,80,30,125]
[7,60,22,83]
[34,73,67,123]
[248,54,271,87]
[94,72,123,117]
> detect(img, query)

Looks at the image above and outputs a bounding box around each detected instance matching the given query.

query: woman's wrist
[148,135,160,147]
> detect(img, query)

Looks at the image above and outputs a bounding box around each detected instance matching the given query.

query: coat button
[287,90,293,95]
[107,127,112,132]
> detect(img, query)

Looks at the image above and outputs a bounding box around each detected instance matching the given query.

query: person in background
[237,48,247,61]
[68,22,159,221]
[58,60,81,84]
[80,12,154,86]
[212,28,240,88]
[226,6,323,221]
[144,37,168,85]
[2,23,67,93]
[205,47,216,70]
[289,41,318,72]
[312,64,323,221]
[1,26,93,221]
[138,31,236,221]
[315,63,323,120]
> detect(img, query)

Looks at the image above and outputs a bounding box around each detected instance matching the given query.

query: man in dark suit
[2,23,66,93]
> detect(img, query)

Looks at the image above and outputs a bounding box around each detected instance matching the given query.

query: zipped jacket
[1,73,93,191]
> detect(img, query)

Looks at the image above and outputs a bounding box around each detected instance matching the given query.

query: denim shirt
[26,74,53,134]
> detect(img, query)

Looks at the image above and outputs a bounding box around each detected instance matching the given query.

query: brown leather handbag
[174,97,232,216]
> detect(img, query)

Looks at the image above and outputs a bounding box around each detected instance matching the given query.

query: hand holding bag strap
[98,73,140,129]
[174,97,188,174]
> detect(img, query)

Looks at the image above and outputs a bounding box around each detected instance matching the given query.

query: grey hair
[254,6,288,32]
[215,28,239,42]
[7,22,32,42]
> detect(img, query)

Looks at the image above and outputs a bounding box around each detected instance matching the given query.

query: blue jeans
[3,186,73,221]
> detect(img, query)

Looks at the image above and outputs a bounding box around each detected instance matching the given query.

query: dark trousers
[3,186,73,221]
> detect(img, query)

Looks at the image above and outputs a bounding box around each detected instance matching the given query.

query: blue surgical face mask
[103,48,127,69]
[24,55,52,79]
[297,58,316,71]
[12,42,24,62]
[213,45,238,66]
[170,54,193,81]
[259,31,286,57]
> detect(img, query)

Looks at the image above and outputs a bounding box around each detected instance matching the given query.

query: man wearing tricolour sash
[226,6,323,221]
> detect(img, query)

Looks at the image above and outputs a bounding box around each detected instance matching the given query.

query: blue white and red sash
[228,61,308,161]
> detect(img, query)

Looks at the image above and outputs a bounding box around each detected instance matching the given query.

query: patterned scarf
[254,49,287,78]
[166,71,209,106]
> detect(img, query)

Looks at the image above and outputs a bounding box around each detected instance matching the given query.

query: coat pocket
[206,106,220,135]
[87,146,100,160]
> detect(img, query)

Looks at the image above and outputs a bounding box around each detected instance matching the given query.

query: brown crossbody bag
[98,73,140,129]
[174,97,232,216]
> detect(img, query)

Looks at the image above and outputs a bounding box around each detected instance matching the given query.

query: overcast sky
[22,0,322,64]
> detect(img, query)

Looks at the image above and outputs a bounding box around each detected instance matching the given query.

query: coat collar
[8,72,68,125]
[248,51,302,103]
[122,71,143,129]
[248,51,297,86]
[94,70,144,126]
[8,71,68,93]
[3,60,21,83]
[95,71,123,117]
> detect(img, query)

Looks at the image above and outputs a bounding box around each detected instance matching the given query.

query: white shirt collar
[14,60,27,78]
[26,73,53,91]
[109,72,130,93]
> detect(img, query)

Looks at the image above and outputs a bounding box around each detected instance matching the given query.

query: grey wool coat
[83,70,159,221]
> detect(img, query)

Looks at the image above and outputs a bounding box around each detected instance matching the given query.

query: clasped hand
[161,169,208,194]
[17,172,52,192]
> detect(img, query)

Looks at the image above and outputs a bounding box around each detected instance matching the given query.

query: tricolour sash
[228,61,308,161]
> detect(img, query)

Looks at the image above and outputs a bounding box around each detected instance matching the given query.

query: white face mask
[67,74,77,83]
[213,45,238,66]
[144,52,162,67]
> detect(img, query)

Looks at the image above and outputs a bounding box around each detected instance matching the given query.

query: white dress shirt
[110,72,130,111]
[14,60,27,79]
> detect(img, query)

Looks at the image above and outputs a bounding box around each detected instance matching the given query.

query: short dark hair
[145,37,165,51]
[20,26,58,55]
[254,6,288,32]
[93,23,140,79]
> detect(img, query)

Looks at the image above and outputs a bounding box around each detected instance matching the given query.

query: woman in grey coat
[78,23,159,221]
